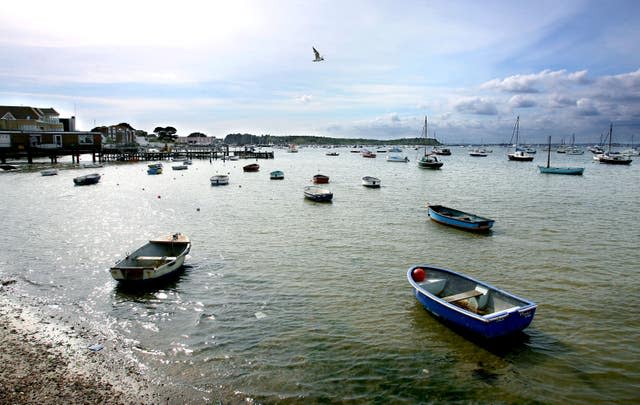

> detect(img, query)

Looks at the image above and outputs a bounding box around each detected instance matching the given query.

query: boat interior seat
[135,256,177,262]
[419,278,447,295]
[443,286,490,312]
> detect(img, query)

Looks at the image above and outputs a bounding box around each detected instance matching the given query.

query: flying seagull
[312,47,324,62]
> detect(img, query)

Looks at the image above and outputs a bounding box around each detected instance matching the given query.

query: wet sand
[0,285,160,404]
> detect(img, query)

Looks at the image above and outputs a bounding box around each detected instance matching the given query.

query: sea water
[1,147,638,403]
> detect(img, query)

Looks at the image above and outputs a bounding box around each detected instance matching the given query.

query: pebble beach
[0,283,160,404]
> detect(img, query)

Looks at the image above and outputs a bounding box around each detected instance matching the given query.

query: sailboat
[417,116,443,169]
[538,136,584,175]
[597,124,632,165]
[507,116,534,161]
[566,133,584,155]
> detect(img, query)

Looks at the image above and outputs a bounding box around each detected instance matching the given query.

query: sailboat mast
[546,136,551,168]
[608,123,613,152]
[424,116,428,156]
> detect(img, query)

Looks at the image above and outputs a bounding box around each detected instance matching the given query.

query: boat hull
[243,164,260,172]
[270,171,285,180]
[110,233,190,283]
[304,186,333,202]
[210,175,229,185]
[407,265,536,339]
[362,176,381,188]
[538,166,584,175]
[428,205,494,232]
[73,173,101,185]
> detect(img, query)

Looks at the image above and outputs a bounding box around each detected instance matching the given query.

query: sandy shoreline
[0,283,161,404]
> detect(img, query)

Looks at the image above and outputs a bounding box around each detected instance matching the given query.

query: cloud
[296,95,313,104]
[575,98,599,116]
[509,95,537,108]
[481,69,589,94]
[454,97,498,115]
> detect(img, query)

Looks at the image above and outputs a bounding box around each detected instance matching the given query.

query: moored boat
[407,264,537,339]
[418,154,443,169]
[313,174,330,184]
[172,164,188,170]
[427,204,494,232]
[110,233,191,283]
[362,150,377,158]
[468,148,488,157]
[538,136,584,175]
[243,163,260,172]
[270,170,285,180]
[73,173,101,185]
[386,155,409,162]
[147,163,163,175]
[303,185,333,202]
[598,124,632,165]
[362,176,381,188]
[210,174,229,186]
[418,116,444,169]
[41,168,58,176]
[507,117,534,161]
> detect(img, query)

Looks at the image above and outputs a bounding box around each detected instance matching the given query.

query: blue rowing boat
[407,265,537,339]
[427,204,494,232]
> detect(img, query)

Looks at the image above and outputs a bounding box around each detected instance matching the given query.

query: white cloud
[454,97,498,115]
[509,95,537,108]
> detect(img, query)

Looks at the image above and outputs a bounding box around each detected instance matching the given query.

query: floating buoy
[196,208,200,212]
[412,268,426,282]
[157,195,161,199]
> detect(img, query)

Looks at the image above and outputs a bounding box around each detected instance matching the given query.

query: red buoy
[412,268,426,282]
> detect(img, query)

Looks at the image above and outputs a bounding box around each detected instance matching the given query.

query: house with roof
[0,105,101,163]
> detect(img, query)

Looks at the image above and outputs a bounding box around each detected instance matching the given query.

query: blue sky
[1,0,639,143]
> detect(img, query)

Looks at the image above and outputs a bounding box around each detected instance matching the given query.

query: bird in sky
[312,47,324,62]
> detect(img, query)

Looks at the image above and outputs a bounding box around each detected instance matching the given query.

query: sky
[1,0,639,144]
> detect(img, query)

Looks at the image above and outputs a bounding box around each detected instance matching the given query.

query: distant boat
[288,144,299,153]
[468,148,488,157]
[597,124,632,165]
[210,174,229,186]
[147,163,163,175]
[172,164,188,170]
[362,150,377,158]
[388,146,402,153]
[418,116,443,169]
[243,163,260,172]
[538,136,584,175]
[313,174,330,184]
[304,185,333,202]
[40,168,58,176]
[326,152,339,156]
[433,146,451,156]
[81,162,103,168]
[228,155,240,161]
[110,233,191,283]
[407,264,537,339]
[362,176,381,188]
[427,204,495,232]
[387,155,409,162]
[270,170,285,180]
[507,117,534,161]
[73,173,101,186]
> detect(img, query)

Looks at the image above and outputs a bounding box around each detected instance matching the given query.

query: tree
[188,132,206,137]
[153,126,178,142]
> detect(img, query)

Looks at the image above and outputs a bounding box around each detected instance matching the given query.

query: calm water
[1,147,639,403]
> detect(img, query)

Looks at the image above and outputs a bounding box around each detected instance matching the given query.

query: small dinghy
[407,264,536,339]
[110,233,191,283]
[427,204,494,232]
[304,185,333,202]
[210,174,229,186]
[41,168,58,176]
[361,176,381,188]
[243,163,260,172]
[73,173,101,185]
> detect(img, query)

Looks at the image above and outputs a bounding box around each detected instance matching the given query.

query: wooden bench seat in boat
[135,256,177,261]
[443,289,484,303]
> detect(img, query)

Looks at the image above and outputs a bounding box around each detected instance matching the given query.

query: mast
[608,123,613,153]
[424,116,428,156]
[546,136,551,168]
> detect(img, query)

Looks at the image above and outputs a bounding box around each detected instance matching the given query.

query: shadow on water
[113,265,192,300]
